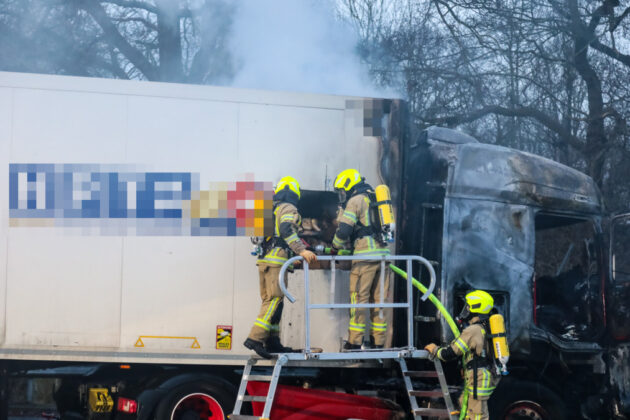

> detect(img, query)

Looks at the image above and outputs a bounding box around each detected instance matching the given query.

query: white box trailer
[0,71,401,361]
[0,71,408,419]
[4,71,621,420]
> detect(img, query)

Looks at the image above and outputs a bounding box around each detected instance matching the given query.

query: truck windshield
[534,214,603,341]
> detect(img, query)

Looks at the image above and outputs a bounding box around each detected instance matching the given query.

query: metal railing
[278,254,436,352]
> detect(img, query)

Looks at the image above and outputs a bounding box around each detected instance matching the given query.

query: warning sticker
[216,325,232,350]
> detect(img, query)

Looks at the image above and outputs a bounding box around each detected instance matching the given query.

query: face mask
[457,304,471,324]
[336,189,347,204]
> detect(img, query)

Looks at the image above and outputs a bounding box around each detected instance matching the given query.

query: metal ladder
[230,354,288,420]
[231,254,459,420]
[231,353,459,420]
[399,357,459,419]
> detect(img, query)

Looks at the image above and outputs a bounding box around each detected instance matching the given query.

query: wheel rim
[503,400,550,420]
[171,392,225,420]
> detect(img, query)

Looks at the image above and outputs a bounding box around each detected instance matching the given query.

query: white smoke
[227,0,393,97]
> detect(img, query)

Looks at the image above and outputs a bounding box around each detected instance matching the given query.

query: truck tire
[488,379,567,420]
[154,378,236,420]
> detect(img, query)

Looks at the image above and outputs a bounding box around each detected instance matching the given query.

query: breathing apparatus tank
[374,184,395,243]
[489,313,510,375]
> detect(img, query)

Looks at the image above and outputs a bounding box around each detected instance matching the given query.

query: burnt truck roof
[424,127,604,214]
[419,127,605,352]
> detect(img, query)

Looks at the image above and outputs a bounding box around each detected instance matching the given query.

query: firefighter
[331,169,390,350]
[243,176,317,358]
[424,290,500,420]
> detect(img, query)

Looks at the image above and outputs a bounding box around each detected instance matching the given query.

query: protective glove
[300,249,318,265]
[424,343,438,360]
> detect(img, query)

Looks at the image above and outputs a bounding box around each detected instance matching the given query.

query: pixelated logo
[8,164,274,236]
[216,325,232,350]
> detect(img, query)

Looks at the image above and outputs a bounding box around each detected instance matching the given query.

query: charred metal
[398,126,629,419]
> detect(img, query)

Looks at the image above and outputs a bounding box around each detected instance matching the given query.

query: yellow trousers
[348,261,390,346]
[459,394,489,420]
[248,265,286,342]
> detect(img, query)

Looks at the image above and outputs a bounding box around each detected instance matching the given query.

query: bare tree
[342,0,630,209]
[0,0,235,83]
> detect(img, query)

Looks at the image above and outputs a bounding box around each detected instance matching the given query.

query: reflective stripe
[261,247,290,264]
[466,386,495,396]
[454,338,469,353]
[332,235,346,248]
[263,298,281,322]
[372,322,387,332]
[341,210,358,224]
[466,368,495,397]
[350,292,356,320]
[437,348,444,360]
[354,248,390,255]
[280,214,294,222]
[285,233,299,244]
[274,207,280,236]
[260,254,288,265]
[255,319,271,331]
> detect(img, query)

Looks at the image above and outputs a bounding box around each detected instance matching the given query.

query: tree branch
[611,6,630,31]
[589,37,630,67]
[100,0,158,14]
[429,105,585,151]
[111,16,158,31]
[78,0,158,80]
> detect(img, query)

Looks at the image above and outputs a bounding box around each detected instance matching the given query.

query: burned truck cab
[401,127,628,419]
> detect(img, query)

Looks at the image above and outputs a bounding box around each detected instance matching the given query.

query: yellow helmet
[465,290,494,314]
[275,176,301,199]
[334,169,362,191]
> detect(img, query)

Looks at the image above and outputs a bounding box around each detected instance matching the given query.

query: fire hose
[388,264,468,420]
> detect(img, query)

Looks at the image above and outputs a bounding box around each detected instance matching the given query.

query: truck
[0,70,628,420]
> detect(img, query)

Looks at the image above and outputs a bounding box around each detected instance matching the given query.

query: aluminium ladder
[230,254,459,420]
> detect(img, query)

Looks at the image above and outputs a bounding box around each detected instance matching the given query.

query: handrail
[277,254,436,351]
[279,255,436,303]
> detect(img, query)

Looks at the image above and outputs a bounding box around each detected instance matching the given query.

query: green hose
[388,263,467,419]
[388,264,459,337]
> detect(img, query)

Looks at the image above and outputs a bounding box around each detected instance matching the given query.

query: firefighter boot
[364,336,383,350]
[342,341,361,351]
[266,336,298,353]
[244,338,272,359]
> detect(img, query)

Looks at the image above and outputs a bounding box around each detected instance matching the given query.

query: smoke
[227,0,394,98]
[0,0,395,97]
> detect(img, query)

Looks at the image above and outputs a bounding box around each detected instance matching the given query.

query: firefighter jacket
[431,317,500,401]
[258,202,306,266]
[332,192,389,257]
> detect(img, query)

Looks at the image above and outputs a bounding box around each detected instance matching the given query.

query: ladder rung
[413,407,453,417]
[403,371,439,378]
[246,374,273,381]
[242,395,268,402]
[409,390,444,398]
[229,415,268,420]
